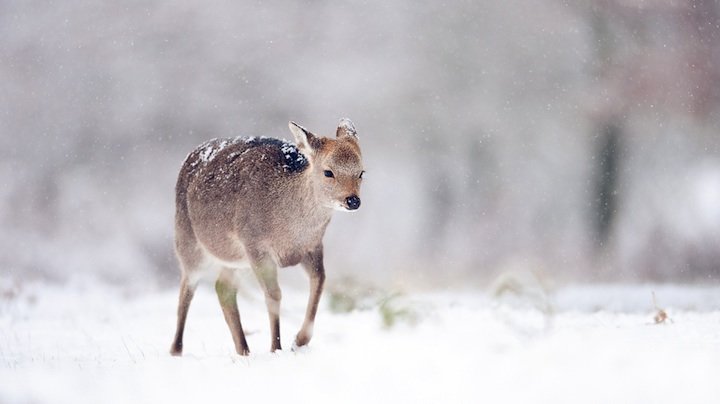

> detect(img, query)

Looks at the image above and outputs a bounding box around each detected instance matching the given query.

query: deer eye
[359,171,365,179]
[323,170,334,178]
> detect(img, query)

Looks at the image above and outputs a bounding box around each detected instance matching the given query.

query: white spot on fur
[199,139,229,163]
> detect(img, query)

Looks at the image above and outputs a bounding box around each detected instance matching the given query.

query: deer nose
[346,195,361,210]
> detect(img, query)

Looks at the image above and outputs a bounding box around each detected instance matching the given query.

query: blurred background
[1,0,719,291]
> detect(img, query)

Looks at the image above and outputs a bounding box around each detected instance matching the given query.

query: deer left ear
[336,118,358,139]
[289,121,322,153]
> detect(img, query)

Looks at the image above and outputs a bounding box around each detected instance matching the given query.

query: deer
[170,118,364,356]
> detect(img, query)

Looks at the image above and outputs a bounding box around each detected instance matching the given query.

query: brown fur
[170,119,364,356]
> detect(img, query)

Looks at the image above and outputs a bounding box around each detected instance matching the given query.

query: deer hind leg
[170,274,197,356]
[251,258,282,352]
[215,268,250,356]
[295,246,325,349]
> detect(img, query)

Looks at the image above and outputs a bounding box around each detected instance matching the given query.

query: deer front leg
[295,246,326,348]
[252,258,282,352]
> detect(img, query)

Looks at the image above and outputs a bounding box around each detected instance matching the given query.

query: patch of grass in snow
[326,276,379,314]
[490,270,553,315]
[327,291,358,313]
[490,270,554,336]
[326,276,423,329]
[377,292,419,329]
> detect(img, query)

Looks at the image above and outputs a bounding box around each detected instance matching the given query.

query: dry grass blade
[652,291,671,324]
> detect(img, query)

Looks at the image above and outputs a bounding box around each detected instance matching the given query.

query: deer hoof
[170,343,183,356]
[294,333,312,349]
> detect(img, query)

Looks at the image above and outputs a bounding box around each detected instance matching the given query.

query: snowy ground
[1,281,720,404]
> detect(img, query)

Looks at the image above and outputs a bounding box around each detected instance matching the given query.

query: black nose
[346,195,361,210]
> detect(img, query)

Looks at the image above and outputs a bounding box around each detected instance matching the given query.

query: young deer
[170,119,364,356]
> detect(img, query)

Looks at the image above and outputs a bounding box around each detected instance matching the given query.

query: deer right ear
[289,121,321,153]
[336,118,358,139]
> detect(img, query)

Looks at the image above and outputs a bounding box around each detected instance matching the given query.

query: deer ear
[289,121,321,152]
[336,118,358,139]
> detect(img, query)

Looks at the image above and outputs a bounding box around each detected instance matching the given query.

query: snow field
[1,283,719,403]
